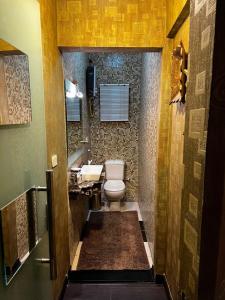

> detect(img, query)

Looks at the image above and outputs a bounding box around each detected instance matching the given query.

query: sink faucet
[88,160,92,165]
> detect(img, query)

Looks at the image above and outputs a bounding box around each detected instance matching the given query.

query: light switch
[51,154,58,168]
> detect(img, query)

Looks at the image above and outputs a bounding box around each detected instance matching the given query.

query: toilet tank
[105,160,124,180]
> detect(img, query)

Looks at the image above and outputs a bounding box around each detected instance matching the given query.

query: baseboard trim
[155,274,173,300]
[68,269,154,283]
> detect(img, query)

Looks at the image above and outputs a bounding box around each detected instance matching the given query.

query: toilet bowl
[104,180,125,201]
[103,160,126,204]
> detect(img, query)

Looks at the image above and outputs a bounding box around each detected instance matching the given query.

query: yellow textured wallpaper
[173,17,190,50]
[40,0,70,298]
[155,2,190,287]
[166,0,188,33]
[57,0,166,48]
[164,17,189,300]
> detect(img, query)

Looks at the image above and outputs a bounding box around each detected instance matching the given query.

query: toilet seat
[104,180,125,192]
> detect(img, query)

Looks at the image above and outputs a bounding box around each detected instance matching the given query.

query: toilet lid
[104,180,125,192]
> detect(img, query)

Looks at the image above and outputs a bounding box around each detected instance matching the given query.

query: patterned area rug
[77,211,149,270]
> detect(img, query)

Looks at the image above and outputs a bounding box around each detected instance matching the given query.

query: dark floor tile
[63,283,109,300]
[63,283,168,300]
[110,285,168,300]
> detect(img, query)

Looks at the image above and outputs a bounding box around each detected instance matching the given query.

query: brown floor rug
[77,211,150,271]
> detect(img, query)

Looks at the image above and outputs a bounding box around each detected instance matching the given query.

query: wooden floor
[63,283,168,300]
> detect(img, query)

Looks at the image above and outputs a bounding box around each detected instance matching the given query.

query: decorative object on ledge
[0,39,32,125]
[170,41,188,105]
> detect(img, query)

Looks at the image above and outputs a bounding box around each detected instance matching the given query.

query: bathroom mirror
[0,189,45,285]
[0,39,32,125]
[64,79,82,156]
[62,52,90,164]
[65,79,81,122]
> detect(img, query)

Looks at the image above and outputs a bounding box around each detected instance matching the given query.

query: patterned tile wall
[15,194,29,260]
[63,52,90,263]
[138,52,162,258]
[179,0,216,298]
[89,53,142,202]
[0,55,31,125]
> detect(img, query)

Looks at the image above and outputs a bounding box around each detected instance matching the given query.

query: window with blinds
[66,97,81,121]
[100,84,129,121]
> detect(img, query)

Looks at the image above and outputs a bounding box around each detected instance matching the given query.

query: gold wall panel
[189,193,199,218]
[57,0,166,48]
[184,219,198,255]
[193,162,202,180]
[166,0,188,34]
[173,17,190,50]
[180,0,216,297]
[155,10,190,279]
[40,0,70,298]
[159,10,189,299]
[189,108,206,139]
[155,39,173,273]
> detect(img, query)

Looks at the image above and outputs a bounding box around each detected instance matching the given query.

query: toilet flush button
[51,154,58,168]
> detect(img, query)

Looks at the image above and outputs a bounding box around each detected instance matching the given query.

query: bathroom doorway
[62,48,162,282]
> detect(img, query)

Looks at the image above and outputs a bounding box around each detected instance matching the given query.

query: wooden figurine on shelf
[170,41,188,105]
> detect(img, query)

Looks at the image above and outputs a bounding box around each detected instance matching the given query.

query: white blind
[66,97,80,121]
[100,84,129,121]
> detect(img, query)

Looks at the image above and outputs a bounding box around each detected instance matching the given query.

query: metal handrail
[33,170,57,280]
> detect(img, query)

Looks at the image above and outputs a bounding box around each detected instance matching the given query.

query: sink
[80,165,103,181]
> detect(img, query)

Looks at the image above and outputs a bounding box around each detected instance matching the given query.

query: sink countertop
[69,172,105,195]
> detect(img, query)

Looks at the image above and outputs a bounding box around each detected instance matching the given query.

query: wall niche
[0,39,32,125]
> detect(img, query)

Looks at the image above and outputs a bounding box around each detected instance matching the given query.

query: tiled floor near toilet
[72,202,153,270]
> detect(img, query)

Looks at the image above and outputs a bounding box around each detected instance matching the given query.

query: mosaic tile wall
[63,52,90,263]
[138,52,162,259]
[179,0,216,298]
[0,54,31,125]
[89,53,142,202]
[63,52,90,156]
[15,194,29,260]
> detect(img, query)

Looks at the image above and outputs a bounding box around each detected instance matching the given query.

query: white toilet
[104,160,126,207]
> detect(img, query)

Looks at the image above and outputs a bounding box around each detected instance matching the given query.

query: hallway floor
[63,283,168,300]
[60,202,168,300]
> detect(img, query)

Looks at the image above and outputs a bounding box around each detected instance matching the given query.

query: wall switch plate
[51,154,58,168]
